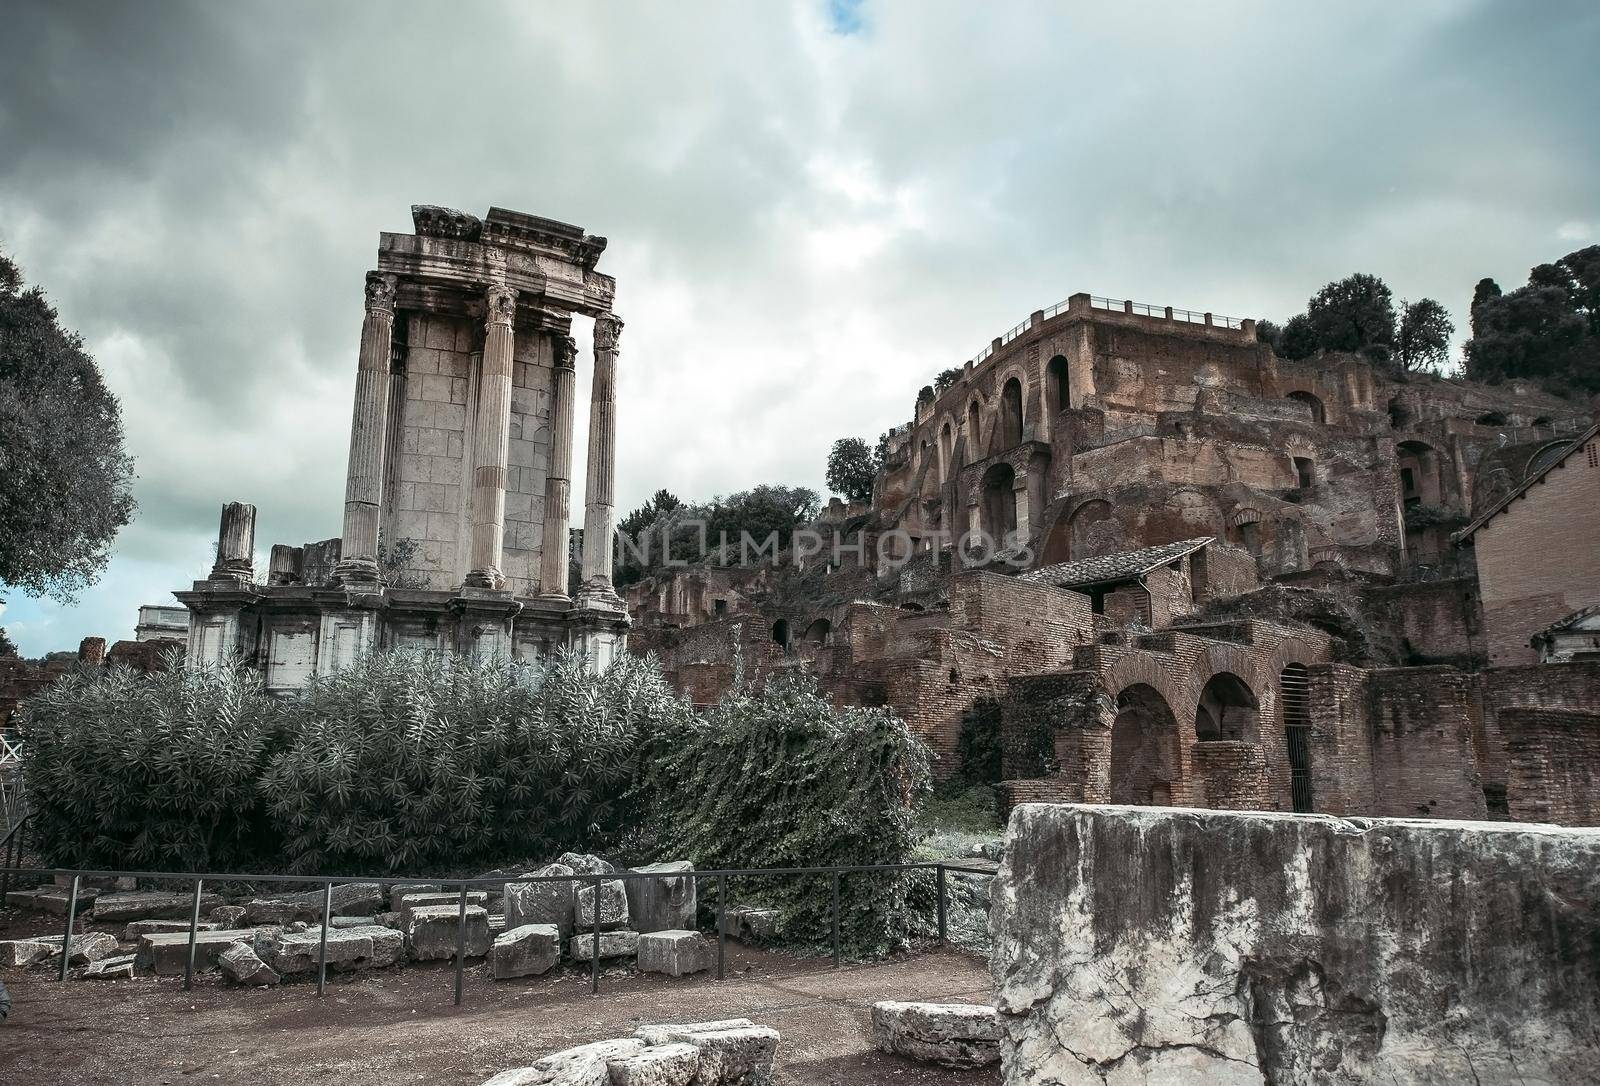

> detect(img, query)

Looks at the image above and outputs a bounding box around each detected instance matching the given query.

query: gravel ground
[0,907,998,1086]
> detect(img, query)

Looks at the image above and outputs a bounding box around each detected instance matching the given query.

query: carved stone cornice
[554,334,578,370]
[594,313,623,353]
[485,284,518,327]
[364,272,398,315]
[411,204,483,241]
[482,208,608,271]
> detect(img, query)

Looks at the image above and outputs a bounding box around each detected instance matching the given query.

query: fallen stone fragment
[870,1001,1000,1069]
[575,880,629,930]
[80,953,137,980]
[0,939,56,968]
[717,906,778,943]
[633,1021,779,1085]
[122,919,219,942]
[29,886,101,916]
[606,1042,699,1086]
[207,904,248,928]
[263,927,374,975]
[136,929,259,975]
[340,924,404,968]
[404,904,490,960]
[93,890,222,923]
[624,862,696,934]
[481,1039,644,1086]
[636,930,713,978]
[3,888,45,910]
[635,1020,755,1046]
[245,883,382,925]
[393,889,489,916]
[219,942,281,986]
[387,882,440,908]
[503,864,576,938]
[491,924,560,980]
[556,852,615,876]
[45,931,122,965]
[568,930,639,962]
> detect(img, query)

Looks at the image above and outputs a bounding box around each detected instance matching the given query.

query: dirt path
[0,940,997,1085]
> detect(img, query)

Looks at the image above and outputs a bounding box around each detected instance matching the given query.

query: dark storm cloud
[1,0,1597,652]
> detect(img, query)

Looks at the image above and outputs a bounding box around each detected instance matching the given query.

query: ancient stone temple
[176,205,628,689]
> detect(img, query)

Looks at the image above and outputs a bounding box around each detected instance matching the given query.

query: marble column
[579,313,622,601]
[209,501,257,584]
[465,284,517,590]
[336,271,398,584]
[537,334,578,599]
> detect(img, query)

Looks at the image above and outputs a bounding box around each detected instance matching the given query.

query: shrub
[260,650,690,874]
[633,672,931,956]
[21,656,285,870]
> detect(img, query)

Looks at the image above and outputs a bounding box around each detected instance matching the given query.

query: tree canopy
[826,436,879,504]
[1466,245,1600,394]
[0,251,136,608]
[1268,272,1453,374]
[1396,298,1455,372]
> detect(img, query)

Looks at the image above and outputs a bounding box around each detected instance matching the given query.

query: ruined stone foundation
[990,804,1600,1084]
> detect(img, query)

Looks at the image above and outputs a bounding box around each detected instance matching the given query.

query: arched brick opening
[1111,684,1181,806]
[1047,355,1070,414]
[1000,377,1024,449]
[803,618,831,644]
[965,399,983,459]
[938,420,954,482]
[1068,498,1115,558]
[981,462,1017,544]
[1194,671,1259,742]
[1288,389,1325,425]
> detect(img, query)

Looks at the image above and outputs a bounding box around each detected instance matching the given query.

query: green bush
[21,657,285,870]
[633,672,932,957]
[261,650,691,874]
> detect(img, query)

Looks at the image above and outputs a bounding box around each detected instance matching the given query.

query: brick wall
[1193,740,1270,809]
[1361,578,1483,666]
[1303,663,1375,815]
[1472,436,1600,666]
[1502,708,1600,826]
[1366,667,1486,819]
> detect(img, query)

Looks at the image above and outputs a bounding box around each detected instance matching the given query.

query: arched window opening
[1288,390,1325,425]
[1387,397,1411,430]
[1047,355,1071,415]
[1194,672,1259,743]
[1110,684,1179,806]
[1067,499,1116,560]
[1476,411,1508,427]
[1000,378,1024,448]
[980,462,1017,545]
[1281,663,1313,813]
[803,618,831,644]
[1397,440,1440,507]
[772,619,791,650]
[966,400,983,459]
[1293,456,1315,489]
[939,421,954,482]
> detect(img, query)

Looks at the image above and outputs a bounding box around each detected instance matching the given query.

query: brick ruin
[172,206,631,690]
[629,292,1600,825]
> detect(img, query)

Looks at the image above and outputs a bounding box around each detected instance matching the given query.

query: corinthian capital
[364,272,398,315]
[554,334,578,370]
[594,313,624,353]
[485,284,518,327]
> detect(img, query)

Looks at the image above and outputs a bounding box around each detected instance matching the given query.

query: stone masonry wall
[1502,707,1600,826]
[991,804,1600,1085]
[1366,666,1486,820]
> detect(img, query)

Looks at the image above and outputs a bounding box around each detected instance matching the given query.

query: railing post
[831,872,841,968]
[715,873,726,981]
[590,873,601,995]
[936,864,948,945]
[183,877,206,991]
[317,881,333,997]
[57,874,80,982]
[1,825,15,903]
[453,881,468,1006]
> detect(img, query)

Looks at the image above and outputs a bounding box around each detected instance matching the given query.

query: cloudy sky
[1,0,1596,654]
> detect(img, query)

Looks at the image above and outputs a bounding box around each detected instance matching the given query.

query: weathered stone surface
[393,889,488,916]
[491,924,560,980]
[93,890,222,923]
[388,882,440,908]
[264,927,374,975]
[568,930,639,962]
[245,883,382,925]
[481,1039,645,1086]
[342,924,404,967]
[24,931,123,965]
[122,919,219,941]
[635,1023,779,1085]
[29,886,100,916]
[634,1020,755,1047]
[870,1002,1000,1069]
[207,904,248,928]
[3,888,45,910]
[0,939,56,968]
[135,929,256,975]
[606,1042,699,1086]
[624,862,696,934]
[557,852,615,876]
[718,906,778,943]
[504,864,576,938]
[405,904,490,960]
[575,880,629,930]
[219,942,280,986]
[636,930,713,978]
[81,953,137,980]
[992,804,1600,1086]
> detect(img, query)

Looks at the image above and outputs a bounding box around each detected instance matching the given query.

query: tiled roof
[1022,537,1213,590]
[1456,420,1599,542]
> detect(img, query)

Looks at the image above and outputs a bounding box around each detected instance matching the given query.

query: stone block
[3,888,44,910]
[504,863,576,938]
[135,930,256,975]
[93,890,222,923]
[870,1002,1000,1069]
[393,889,488,916]
[387,882,440,908]
[263,927,374,975]
[557,852,615,876]
[575,880,629,930]
[207,905,248,928]
[625,862,697,934]
[490,924,560,980]
[340,924,404,967]
[20,931,123,966]
[568,930,639,962]
[122,919,219,942]
[633,1022,779,1085]
[993,804,1600,1085]
[29,886,100,916]
[606,1043,700,1086]
[219,942,280,986]
[0,939,56,968]
[636,930,713,978]
[405,904,490,961]
[244,883,382,925]
[81,953,138,980]
[482,1039,645,1086]
[718,906,778,943]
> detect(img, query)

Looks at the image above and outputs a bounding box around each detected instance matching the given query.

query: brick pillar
[465,285,517,590]
[335,272,398,585]
[537,335,578,599]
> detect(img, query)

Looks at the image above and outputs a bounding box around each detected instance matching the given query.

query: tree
[0,252,136,604]
[1279,314,1319,361]
[615,489,684,587]
[934,367,963,395]
[1465,246,1600,394]
[1304,273,1396,358]
[1396,298,1455,372]
[827,437,878,504]
[704,484,819,553]
[1255,318,1283,354]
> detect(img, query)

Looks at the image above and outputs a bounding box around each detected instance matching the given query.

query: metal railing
[0,857,992,1003]
[0,730,22,833]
